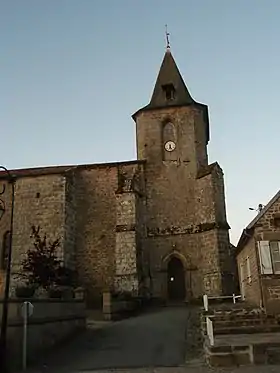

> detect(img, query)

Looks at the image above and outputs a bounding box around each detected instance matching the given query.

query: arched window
[163,122,176,141]
[1,231,10,270]
[162,121,177,161]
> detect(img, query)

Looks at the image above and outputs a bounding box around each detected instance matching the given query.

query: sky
[1,1,280,245]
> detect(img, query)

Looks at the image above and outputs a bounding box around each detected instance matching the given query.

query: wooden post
[203,294,208,311]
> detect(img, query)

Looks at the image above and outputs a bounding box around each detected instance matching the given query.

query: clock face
[164,141,176,152]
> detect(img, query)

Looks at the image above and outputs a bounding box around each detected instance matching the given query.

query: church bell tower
[132,45,210,175]
[132,41,233,300]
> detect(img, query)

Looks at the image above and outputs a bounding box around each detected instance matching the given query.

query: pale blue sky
[1,1,280,245]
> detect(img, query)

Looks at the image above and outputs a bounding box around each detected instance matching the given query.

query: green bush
[20,226,77,291]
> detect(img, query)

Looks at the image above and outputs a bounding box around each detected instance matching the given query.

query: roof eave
[236,227,254,256]
[0,160,147,180]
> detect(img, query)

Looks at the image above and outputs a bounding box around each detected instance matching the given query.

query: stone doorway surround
[162,250,190,302]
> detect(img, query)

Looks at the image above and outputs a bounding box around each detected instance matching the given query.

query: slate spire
[147,48,195,109]
[132,46,209,142]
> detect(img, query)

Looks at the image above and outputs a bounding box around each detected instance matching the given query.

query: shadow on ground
[24,306,196,373]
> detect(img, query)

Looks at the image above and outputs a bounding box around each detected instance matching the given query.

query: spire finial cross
[165,24,170,49]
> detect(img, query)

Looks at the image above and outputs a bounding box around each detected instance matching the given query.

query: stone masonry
[237,189,280,314]
[0,48,235,304]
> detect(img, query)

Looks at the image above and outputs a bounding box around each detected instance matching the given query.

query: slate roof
[0,160,145,180]
[146,48,195,108]
[132,49,210,142]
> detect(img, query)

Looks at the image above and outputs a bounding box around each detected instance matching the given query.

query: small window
[270,242,280,274]
[274,218,280,228]
[162,84,175,101]
[240,263,246,300]
[246,256,252,284]
[258,240,280,275]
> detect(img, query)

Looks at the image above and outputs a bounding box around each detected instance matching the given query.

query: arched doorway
[167,257,186,301]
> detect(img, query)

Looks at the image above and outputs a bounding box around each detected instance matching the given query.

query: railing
[206,316,214,346]
[203,294,242,312]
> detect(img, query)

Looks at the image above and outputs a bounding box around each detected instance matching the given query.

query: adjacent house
[236,190,280,314]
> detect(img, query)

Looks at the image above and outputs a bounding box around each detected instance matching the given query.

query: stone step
[202,317,279,329]
[202,314,278,323]
[206,307,264,314]
[205,338,280,366]
[213,319,279,328]
[201,323,280,336]
[207,311,265,318]
[202,311,248,317]
[214,325,280,335]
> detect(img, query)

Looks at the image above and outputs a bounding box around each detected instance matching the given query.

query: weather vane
[165,24,170,49]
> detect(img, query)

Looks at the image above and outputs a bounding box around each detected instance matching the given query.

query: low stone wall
[262,278,280,315]
[0,298,86,371]
[103,292,141,320]
[201,304,280,367]
[201,305,280,335]
[205,340,280,366]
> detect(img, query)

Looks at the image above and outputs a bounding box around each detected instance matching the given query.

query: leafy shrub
[20,226,77,290]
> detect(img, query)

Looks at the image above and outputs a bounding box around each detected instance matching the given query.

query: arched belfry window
[1,231,10,270]
[162,121,177,161]
[162,84,176,101]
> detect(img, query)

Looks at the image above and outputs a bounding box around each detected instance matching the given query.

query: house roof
[236,189,280,253]
[246,189,280,230]
[0,160,145,180]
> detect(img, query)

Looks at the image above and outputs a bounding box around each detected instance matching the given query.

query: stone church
[0,47,235,304]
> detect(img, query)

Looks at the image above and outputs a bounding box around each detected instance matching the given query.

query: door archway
[167,257,186,301]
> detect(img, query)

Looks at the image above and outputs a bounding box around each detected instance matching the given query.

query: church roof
[147,48,195,108]
[132,48,209,142]
[0,160,145,180]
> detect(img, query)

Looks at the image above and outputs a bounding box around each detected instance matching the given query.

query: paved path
[21,306,280,373]
[28,307,190,373]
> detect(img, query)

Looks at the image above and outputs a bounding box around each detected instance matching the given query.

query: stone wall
[255,193,280,235]
[0,180,14,297]
[0,298,85,371]
[74,165,118,304]
[64,171,77,269]
[115,167,138,293]
[200,230,223,296]
[0,161,147,306]
[0,175,68,295]
[237,193,280,314]
[196,169,230,296]
[135,181,148,296]
[102,291,141,321]
[135,105,232,300]
[202,306,280,367]
[236,236,261,306]
[74,161,145,304]
[114,163,146,294]
[262,278,280,314]
[197,164,235,295]
[255,194,280,314]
